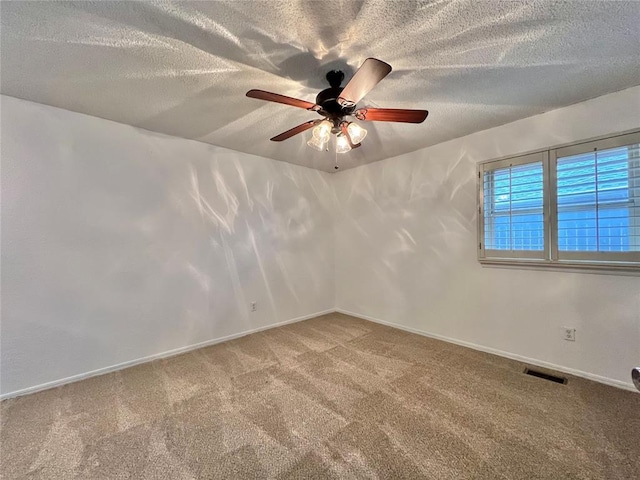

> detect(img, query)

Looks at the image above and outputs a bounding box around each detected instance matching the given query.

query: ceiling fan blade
[337,58,392,107]
[247,89,320,111]
[354,108,428,124]
[270,120,319,142]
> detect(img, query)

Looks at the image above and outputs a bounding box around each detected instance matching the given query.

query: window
[478,131,640,271]
[482,152,547,259]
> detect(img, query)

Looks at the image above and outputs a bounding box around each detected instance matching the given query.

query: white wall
[334,86,640,389]
[1,96,335,396]
[3,87,639,398]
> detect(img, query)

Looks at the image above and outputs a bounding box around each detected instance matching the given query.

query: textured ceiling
[2,1,639,172]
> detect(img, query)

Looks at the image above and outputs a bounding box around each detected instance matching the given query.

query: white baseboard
[5,307,635,400]
[0,309,334,401]
[335,308,637,393]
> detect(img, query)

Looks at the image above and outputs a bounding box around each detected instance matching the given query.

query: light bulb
[347,122,367,144]
[336,134,352,154]
[312,120,332,142]
[307,135,327,151]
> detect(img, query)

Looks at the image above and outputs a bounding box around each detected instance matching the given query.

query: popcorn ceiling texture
[1,0,639,171]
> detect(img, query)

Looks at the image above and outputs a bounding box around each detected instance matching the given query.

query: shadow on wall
[1,103,335,393]
[335,147,476,316]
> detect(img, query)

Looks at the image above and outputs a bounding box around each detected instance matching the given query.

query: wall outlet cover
[563,328,576,342]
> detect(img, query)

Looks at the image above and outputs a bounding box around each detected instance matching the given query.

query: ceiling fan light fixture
[347,122,367,144]
[247,58,428,161]
[312,120,332,142]
[336,134,352,154]
[307,135,327,151]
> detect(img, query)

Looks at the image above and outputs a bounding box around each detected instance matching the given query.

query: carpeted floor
[1,313,639,479]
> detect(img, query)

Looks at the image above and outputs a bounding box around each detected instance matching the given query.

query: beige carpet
[1,313,639,479]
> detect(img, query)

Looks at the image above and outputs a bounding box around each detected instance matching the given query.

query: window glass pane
[557,143,640,252]
[484,161,544,250]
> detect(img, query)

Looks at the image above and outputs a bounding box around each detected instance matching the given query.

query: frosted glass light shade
[307,135,327,151]
[312,120,332,142]
[336,134,352,153]
[347,122,367,144]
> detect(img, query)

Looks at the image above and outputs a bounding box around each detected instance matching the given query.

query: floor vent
[523,368,567,384]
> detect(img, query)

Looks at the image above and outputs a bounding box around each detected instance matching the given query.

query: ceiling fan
[246,58,428,157]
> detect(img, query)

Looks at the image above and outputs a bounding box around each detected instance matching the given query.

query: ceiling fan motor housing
[316,70,356,118]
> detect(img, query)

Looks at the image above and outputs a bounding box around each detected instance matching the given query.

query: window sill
[478,258,640,276]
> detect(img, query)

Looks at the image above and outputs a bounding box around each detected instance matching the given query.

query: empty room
[1,1,639,478]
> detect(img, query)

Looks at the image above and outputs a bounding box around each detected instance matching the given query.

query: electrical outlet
[563,328,576,342]
[251,301,257,312]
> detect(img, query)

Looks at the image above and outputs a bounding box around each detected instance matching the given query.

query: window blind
[483,161,544,251]
[556,143,640,253]
[478,130,640,270]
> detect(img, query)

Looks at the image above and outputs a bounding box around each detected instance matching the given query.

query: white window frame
[478,130,640,273]
[478,151,550,262]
